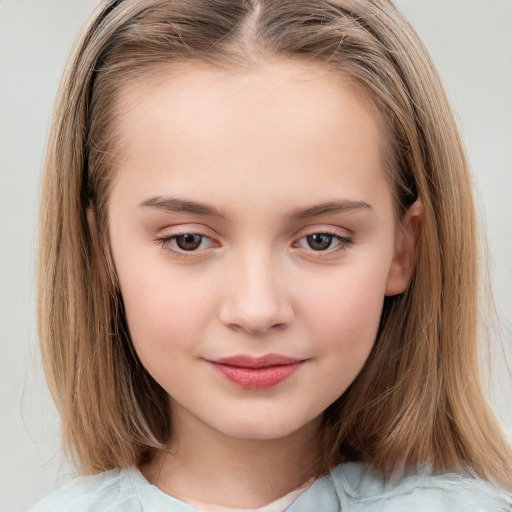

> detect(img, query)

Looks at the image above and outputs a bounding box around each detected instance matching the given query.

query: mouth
[206,354,305,390]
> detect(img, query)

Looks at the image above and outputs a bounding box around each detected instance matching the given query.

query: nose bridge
[219,244,293,334]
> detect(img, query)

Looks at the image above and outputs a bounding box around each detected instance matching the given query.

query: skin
[97,59,420,508]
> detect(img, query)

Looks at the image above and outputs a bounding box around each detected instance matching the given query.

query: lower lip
[208,362,303,390]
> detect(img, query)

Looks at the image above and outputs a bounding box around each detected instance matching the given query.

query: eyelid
[154,224,220,257]
[153,224,353,258]
[156,223,218,239]
[292,225,353,254]
[293,224,352,240]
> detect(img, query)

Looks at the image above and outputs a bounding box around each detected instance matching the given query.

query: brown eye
[306,233,334,251]
[175,234,203,251]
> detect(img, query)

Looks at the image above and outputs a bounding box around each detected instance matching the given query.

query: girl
[31,0,512,510]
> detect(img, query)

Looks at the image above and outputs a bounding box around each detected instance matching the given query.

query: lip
[207,354,305,390]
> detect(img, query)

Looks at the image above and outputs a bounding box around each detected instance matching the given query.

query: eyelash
[155,232,217,258]
[294,231,352,253]
[155,230,352,257]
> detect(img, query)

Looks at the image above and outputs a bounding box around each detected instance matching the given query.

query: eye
[156,232,216,255]
[295,232,351,252]
[306,233,335,251]
[175,233,204,251]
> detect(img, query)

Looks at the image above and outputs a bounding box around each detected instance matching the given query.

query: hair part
[38,0,512,487]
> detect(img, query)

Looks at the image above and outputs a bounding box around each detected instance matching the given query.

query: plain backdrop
[1,1,511,510]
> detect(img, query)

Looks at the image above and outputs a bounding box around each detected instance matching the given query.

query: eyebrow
[286,199,372,220]
[139,196,228,219]
[139,196,371,220]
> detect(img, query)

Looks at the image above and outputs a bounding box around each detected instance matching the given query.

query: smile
[206,354,305,390]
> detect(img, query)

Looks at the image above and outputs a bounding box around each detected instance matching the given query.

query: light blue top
[29,462,512,511]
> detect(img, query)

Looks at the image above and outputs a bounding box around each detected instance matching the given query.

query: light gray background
[1,1,511,510]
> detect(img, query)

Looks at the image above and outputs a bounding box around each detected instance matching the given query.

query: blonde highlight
[38,0,512,486]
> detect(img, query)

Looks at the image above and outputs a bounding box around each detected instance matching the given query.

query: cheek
[299,264,388,363]
[117,266,216,366]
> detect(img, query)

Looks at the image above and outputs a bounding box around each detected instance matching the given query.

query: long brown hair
[38,0,512,486]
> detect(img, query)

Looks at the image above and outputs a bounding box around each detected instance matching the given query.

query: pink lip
[207,354,305,390]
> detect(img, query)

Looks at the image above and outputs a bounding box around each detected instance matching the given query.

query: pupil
[307,233,332,251]
[176,234,202,251]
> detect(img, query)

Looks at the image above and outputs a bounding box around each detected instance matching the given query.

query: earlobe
[385,199,423,296]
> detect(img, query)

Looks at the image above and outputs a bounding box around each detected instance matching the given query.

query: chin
[213,413,318,442]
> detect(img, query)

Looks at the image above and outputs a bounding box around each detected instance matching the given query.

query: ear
[385,199,423,296]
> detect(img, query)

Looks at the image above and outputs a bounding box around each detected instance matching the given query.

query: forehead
[115,59,383,154]
[109,59,391,216]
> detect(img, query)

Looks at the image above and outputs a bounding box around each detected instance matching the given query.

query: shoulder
[328,462,512,511]
[28,468,141,512]
[28,467,197,512]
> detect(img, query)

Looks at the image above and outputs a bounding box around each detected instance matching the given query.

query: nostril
[223,317,286,335]
[218,259,294,334]
[219,301,294,335]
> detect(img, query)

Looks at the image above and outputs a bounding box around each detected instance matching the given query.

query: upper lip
[209,354,304,368]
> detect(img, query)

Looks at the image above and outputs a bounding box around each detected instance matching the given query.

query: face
[105,60,413,443]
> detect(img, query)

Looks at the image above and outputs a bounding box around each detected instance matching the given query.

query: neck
[141,402,323,509]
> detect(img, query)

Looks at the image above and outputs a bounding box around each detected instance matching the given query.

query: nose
[218,250,294,335]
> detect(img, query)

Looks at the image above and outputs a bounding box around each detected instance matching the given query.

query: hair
[38,0,512,487]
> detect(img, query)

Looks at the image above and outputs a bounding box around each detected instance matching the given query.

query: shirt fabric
[28,462,512,511]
